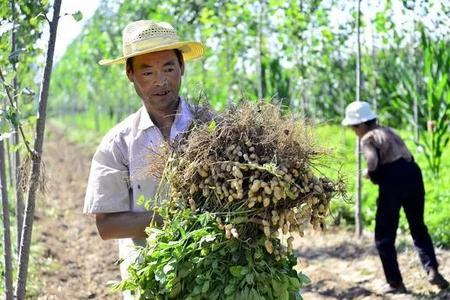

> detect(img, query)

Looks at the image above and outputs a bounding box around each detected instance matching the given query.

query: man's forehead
[134,50,178,65]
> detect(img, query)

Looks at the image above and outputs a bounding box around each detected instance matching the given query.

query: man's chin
[144,95,179,109]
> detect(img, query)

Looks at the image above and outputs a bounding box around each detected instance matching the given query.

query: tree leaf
[229,266,243,278]
[201,280,210,293]
[72,10,83,22]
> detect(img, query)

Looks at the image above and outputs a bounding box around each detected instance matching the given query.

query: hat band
[123,37,181,56]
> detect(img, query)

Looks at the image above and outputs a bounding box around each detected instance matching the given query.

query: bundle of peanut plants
[116,101,343,300]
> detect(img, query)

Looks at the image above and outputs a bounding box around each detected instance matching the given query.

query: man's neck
[146,98,180,140]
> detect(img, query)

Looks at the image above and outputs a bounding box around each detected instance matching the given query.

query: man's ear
[180,58,185,76]
[126,63,134,82]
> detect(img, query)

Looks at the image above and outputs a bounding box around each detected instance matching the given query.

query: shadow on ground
[304,279,374,299]
[294,240,378,261]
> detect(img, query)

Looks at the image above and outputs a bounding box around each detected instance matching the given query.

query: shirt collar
[137,97,191,133]
[137,106,155,131]
[173,98,193,134]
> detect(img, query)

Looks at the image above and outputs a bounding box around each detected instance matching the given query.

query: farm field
[2,1,450,299]
[29,125,449,299]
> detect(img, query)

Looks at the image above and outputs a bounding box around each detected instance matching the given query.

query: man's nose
[154,73,168,86]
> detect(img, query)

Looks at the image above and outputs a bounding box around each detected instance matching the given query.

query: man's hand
[362,168,369,179]
[95,211,163,240]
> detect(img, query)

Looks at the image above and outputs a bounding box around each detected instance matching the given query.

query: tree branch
[0,69,34,155]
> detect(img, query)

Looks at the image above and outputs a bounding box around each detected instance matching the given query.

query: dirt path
[33,126,450,300]
[34,126,121,299]
[295,229,450,300]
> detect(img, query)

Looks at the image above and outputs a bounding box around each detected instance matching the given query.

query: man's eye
[143,72,153,76]
[165,68,174,72]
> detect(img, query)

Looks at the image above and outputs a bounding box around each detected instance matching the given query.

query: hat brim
[342,116,377,126]
[99,41,205,66]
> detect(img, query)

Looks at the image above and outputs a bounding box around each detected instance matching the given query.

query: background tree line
[49,0,449,133]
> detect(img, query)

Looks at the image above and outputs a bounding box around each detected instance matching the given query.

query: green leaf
[288,277,301,290]
[136,195,146,205]
[229,266,243,278]
[298,272,311,285]
[72,10,83,22]
[154,269,166,282]
[237,287,250,300]
[224,283,236,296]
[201,280,210,293]
[30,16,39,27]
[208,119,216,132]
[248,288,260,300]
[245,272,255,285]
[271,278,289,300]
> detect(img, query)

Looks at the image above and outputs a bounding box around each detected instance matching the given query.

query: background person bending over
[342,101,449,294]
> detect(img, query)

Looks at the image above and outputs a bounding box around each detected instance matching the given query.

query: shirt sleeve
[83,134,131,214]
[361,136,379,172]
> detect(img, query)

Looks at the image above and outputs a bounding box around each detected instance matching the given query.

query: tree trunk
[6,139,13,187]
[370,15,378,113]
[225,30,232,107]
[412,21,419,145]
[299,0,307,118]
[355,0,363,237]
[14,0,62,298]
[1,139,14,300]
[256,0,263,100]
[11,0,24,252]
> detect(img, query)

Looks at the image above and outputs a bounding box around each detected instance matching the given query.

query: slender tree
[15,0,62,298]
[355,0,363,237]
[1,139,14,300]
[11,0,24,252]
[256,0,264,100]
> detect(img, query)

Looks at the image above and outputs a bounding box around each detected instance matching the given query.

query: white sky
[38,0,101,61]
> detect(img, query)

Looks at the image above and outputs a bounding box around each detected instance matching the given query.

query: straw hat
[99,20,205,65]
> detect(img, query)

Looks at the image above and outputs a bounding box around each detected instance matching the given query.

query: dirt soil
[295,229,450,300]
[34,126,450,300]
[34,126,121,300]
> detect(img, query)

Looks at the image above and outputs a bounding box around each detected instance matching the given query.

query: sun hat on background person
[341,101,377,126]
[99,20,205,65]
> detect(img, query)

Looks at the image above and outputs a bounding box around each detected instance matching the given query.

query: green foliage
[45,0,450,248]
[0,0,56,296]
[115,208,308,299]
[419,28,450,178]
[72,10,83,22]
[1,0,50,139]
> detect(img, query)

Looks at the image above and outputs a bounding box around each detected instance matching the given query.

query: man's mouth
[154,91,170,96]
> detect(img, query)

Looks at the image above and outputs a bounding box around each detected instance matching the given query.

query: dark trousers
[371,159,438,285]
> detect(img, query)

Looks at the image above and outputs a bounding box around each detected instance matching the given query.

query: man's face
[351,124,366,138]
[126,50,184,111]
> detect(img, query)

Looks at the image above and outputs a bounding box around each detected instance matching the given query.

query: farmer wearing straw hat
[83,20,204,298]
[342,101,449,294]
